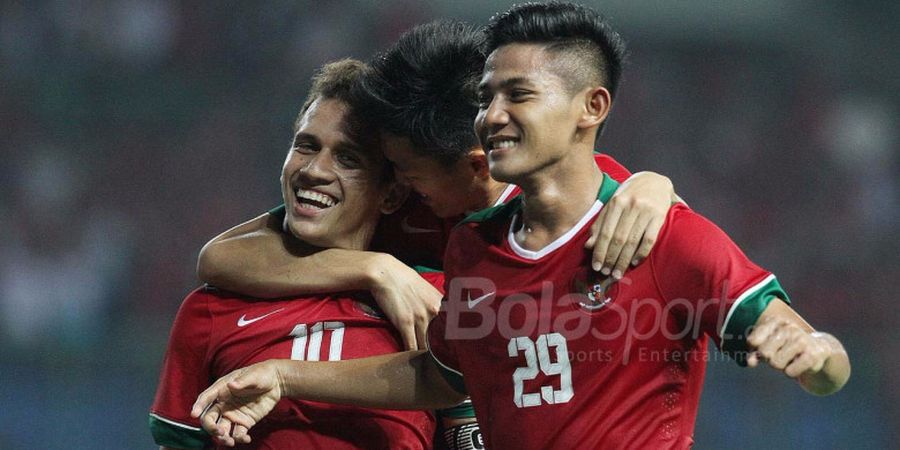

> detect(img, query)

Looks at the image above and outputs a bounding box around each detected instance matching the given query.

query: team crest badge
[571,268,618,311]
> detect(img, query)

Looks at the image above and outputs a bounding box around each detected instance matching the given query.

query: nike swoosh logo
[467,291,495,309]
[237,308,285,327]
[401,216,440,234]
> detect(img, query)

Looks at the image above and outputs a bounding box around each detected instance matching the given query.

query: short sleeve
[593,152,633,183]
[149,288,214,449]
[649,205,789,364]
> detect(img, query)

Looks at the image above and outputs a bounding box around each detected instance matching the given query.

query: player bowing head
[283,59,407,250]
[476,1,626,184]
[352,21,492,218]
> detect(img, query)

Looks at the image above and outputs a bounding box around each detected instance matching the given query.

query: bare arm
[746,298,850,396]
[191,353,465,446]
[197,212,441,349]
[198,212,382,297]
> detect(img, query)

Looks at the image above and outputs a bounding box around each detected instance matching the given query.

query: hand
[191,360,286,447]
[746,317,835,380]
[586,171,674,278]
[368,255,442,350]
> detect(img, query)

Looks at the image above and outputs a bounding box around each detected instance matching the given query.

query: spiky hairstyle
[351,21,486,166]
[484,2,626,99]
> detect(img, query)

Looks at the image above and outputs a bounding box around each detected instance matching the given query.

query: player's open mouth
[295,188,338,210]
[487,136,519,152]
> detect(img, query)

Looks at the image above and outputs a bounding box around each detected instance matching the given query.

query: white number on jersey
[290,321,345,361]
[507,333,573,408]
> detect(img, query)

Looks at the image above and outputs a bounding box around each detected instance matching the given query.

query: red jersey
[370,152,632,268]
[427,175,788,449]
[150,271,444,449]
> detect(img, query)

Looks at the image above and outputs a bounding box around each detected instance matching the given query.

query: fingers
[746,351,760,368]
[599,208,639,279]
[399,316,417,351]
[589,204,617,272]
[416,319,429,350]
[747,318,831,379]
[610,212,652,278]
[192,374,234,418]
[631,216,663,265]
[584,210,604,249]
[746,316,779,350]
[231,424,252,445]
[199,402,223,435]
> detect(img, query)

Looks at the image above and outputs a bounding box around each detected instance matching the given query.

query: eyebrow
[292,132,318,145]
[478,76,532,93]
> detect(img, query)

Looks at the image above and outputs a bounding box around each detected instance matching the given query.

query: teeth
[296,189,337,208]
[493,140,517,149]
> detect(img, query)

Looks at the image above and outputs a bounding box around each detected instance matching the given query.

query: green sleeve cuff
[437,400,475,419]
[149,414,209,449]
[720,275,790,366]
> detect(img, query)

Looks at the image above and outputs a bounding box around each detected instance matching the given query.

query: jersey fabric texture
[150,271,445,449]
[270,152,632,270]
[427,175,788,449]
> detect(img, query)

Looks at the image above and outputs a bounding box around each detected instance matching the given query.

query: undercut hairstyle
[485,2,627,99]
[295,59,392,183]
[351,21,486,167]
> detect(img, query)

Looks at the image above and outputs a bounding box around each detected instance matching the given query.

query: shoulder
[654,204,739,259]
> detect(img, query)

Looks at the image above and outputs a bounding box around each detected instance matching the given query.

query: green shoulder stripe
[460,173,619,226]
[268,203,286,219]
[413,265,441,274]
[149,414,209,449]
[459,196,523,226]
[720,275,790,366]
[596,173,618,204]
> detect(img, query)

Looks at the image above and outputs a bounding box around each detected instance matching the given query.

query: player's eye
[477,92,493,108]
[336,151,362,169]
[292,141,317,154]
[509,89,531,101]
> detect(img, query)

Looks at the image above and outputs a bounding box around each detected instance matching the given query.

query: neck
[465,176,512,214]
[485,178,512,209]
[515,148,604,251]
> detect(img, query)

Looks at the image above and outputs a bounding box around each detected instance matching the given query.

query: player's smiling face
[382,133,481,218]
[474,43,585,183]
[281,98,391,249]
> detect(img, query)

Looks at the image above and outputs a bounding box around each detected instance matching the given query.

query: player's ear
[577,86,611,131]
[380,180,409,214]
[467,147,491,179]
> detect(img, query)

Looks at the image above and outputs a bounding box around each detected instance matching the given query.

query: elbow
[197,240,228,287]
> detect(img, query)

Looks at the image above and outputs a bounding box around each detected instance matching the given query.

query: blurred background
[0,0,896,448]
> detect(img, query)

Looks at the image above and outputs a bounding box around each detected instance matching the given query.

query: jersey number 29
[507,333,573,408]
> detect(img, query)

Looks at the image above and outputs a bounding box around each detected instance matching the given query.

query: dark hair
[351,21,486,166]
[296,59,391,182]
[484,2,626,99]
[297,58,368,127]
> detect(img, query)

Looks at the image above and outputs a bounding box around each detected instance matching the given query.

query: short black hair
[297,58,368,128]
[352,21,485,166]
[296,59,391,183]
[484,2,626,99]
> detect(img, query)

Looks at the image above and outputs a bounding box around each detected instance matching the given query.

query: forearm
[798,332,851,396]
[197,213,388,298]
[277,351,465,410]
